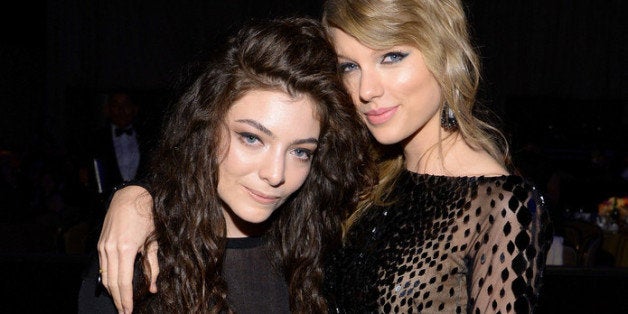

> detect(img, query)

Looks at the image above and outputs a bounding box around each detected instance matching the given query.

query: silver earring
[440,104,458,131]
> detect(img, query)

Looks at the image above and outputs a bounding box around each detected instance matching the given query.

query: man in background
[77,91,152,252]
[89,91,148,197]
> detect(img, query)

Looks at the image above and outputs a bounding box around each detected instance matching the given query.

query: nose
[259,150,286,187]
[358,69,384,103]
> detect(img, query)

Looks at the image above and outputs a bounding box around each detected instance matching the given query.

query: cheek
[394,71,416,93]
[216,133,230,161]
[218,145,251,182]
[284,164,312,195]
[385,67,425,100]
[342,77,360,103]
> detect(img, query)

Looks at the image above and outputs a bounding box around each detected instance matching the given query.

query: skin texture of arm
[97,185,159,314]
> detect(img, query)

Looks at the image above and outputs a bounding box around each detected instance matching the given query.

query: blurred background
[0,0,626,313]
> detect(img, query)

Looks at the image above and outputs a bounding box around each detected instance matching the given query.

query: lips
[246,187,280,205]
[364,106,398,125]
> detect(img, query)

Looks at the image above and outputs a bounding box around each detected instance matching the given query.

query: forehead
[227,89,321,129]
[329,28,379,55]
[330,27,417,55]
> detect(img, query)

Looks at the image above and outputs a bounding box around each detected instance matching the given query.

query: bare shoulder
[445,140,508,177]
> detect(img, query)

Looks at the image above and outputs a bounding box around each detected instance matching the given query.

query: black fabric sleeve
[77,253,117,314]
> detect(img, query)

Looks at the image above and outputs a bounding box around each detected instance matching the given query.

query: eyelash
[237,132,315,162]
[339,62,358,73]
[237,132,261,146]
[292,148,314,162]
[382,51,408,63]
[338,51,409,73]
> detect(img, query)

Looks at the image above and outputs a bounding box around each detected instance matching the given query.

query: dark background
[0,0,627,313]
[1,0,626,155]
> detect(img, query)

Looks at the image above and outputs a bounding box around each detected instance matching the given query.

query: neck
[223,207,271,238]
[402,124,458,175]
[405,135,509,177]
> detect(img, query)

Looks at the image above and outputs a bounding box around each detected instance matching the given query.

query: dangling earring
[440,103,458,131]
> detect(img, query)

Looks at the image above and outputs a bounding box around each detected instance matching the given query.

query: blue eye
[238,132,261,145]
[382,52,408,64]
[293,148,314,161]
[339,62,358,73]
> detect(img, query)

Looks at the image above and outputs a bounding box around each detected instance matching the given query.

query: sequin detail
[326,171,553,313]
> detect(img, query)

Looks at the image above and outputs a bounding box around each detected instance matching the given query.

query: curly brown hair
[136,17,375,313]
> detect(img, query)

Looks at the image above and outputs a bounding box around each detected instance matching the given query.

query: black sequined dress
[326,170,553,313]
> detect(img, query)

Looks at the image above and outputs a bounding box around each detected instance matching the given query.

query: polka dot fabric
[326,171,553,313]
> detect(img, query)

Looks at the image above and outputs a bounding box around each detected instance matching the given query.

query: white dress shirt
[111,124,140,182]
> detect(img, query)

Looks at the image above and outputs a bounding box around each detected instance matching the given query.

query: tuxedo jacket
[88,124,152,197]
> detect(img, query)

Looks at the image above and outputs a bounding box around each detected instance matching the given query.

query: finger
[97,243,108,290]
[145,241,160,293]
[118,244,138,314]
[106,247,124,313]
[97,221,110,292]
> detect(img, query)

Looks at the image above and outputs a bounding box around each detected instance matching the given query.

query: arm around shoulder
[97,184,159,313]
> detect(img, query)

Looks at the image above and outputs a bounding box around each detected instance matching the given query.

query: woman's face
[329,28,442,148]
[217,89,321,237]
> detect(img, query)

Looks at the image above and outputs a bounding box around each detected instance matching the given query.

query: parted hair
[137,17,375,313]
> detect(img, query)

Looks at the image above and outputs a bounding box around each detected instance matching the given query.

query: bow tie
[115,127,134,137]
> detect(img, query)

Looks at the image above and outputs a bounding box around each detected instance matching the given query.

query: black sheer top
[326,171,553,313]
[78,237,290,313]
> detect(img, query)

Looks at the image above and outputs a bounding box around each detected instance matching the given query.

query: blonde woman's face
[217,89,320,237]
[330,28,442,147]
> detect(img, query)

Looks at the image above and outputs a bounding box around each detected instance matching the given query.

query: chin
[371,133,403,145]
[244,216,271,224]
[240,209,275,224]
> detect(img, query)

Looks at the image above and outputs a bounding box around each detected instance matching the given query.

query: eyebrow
[335,52,349,59]
[235,119,319,145]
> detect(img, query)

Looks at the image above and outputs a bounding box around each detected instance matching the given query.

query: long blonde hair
[323,0,511,228]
